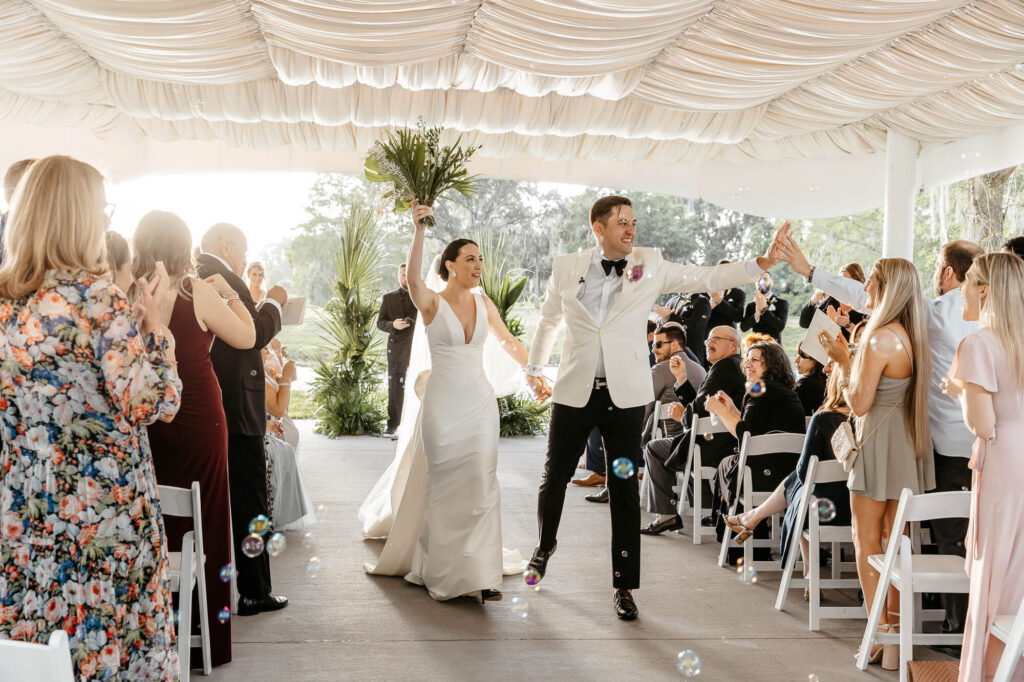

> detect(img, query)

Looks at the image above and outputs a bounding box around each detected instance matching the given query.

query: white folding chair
[675,415,729,544]
[774,457,861,629]
[856,488,971,681]
[0,629,74,681]
[718,432,806,571]
[992,595,1024,682]
[159,482,212,678]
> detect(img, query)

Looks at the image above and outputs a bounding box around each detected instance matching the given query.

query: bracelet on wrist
[806,265,816,284]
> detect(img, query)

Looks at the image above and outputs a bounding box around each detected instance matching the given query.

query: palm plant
[476,230,550,436]
[311,204,388,436]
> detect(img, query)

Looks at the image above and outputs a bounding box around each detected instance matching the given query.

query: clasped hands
[526,374,552,404]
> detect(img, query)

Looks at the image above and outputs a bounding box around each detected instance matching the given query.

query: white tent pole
[882,130,920,260]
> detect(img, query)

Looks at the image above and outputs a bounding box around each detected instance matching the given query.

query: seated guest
[706,341,806,528]
[135,210,256,667]
[644,322,705,443]
[1003,235,1024,260]
[795,342,827,415]
[263,355,316,530]
[740,272,789,343]
[707,260,747,334]
[722,371,851,590]
[264,345,299,450]
[647,318,657,366]
[640,325,745,535]
[105,230,133,293]
[247,260,266,305]
[0,156,181,679]
[800,263,866,339]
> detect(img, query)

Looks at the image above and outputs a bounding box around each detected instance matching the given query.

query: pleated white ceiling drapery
[2,0,1024,217]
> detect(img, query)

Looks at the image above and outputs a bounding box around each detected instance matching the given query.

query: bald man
[197,223,290,615]
[641,326,746,535]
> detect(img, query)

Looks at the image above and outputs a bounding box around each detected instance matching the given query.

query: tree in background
[310,204,388,436]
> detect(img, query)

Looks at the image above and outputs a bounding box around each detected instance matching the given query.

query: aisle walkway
[210,421,949,681]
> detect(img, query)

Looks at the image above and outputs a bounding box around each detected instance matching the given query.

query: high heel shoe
[724,515,756,544]
[881,623,899,671]
[854,624,886,664]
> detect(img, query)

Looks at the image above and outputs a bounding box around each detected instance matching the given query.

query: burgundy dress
[148,287,233,667]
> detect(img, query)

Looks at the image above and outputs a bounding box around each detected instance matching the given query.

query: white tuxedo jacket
[529,247,759,409]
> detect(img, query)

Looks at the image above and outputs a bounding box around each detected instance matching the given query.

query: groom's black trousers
[538,384,645,590]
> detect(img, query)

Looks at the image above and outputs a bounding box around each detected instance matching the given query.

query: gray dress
[847,373,935,501]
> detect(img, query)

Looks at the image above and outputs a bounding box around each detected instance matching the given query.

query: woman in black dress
[795,342,827,415]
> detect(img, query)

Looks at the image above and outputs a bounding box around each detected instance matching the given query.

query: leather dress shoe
[585,488,609,503]
[480,589,503,602]
[237,593,289,616]
[640,515,683,535]
[571,472,606,487]
[614,589,639,621]
[527,543,557,580]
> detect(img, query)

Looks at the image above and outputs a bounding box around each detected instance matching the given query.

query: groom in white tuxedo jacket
[525,196,788,620]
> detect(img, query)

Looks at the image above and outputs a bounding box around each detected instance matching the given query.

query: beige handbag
[831,404,900,473]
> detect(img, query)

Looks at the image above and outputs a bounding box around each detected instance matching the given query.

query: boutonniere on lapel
[626,254,646,283]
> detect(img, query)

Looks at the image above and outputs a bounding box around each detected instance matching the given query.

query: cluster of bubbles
[736,558,757,584]
[510,596,530,619]
[675,650,701,677]
[816,498,837,523]
[745,380,767,398]
[524,568,541,591]
[611,457,635,479]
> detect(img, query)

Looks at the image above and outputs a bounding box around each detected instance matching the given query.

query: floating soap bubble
[217,607,230,624]
[703,432,714,441]
[248,514,270,536]
[612,457,635,479]
[219,563,235,582]
[315,504,328,522]
[306,556,321,578]
[241,533,264,558]
[266,532,287,557]
[757,274,771,290]
[302,532,314,549]
[738,565,758,584]
[676,650,701,677]
[869,332,904,355]
[511,596,530,619]
[816,498,837,523]
[745,380,766,397]
[736,557,744,566]
[808,675,820,682]
[524,569,541,590]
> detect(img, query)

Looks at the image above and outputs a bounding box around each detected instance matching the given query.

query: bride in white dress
[360,201,530,601]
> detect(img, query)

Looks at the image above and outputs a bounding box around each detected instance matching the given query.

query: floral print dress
[0,270,182,680]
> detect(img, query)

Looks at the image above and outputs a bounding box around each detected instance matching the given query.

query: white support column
[882,131,920,259]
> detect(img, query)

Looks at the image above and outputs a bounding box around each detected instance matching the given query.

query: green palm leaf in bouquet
[364,118,481,226]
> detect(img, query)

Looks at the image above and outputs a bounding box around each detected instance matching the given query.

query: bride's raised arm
[482,297,529,368]
[406,199,440,324]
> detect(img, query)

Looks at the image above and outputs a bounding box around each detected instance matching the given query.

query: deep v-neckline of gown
[439,295,478,345]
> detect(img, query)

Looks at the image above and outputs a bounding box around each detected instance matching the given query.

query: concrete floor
[208,420,951,681]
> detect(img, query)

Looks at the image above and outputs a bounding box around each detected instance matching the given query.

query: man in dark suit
[376,264,418,436]
[1,159,37,266]
[639,326,745,534]
[740,272,789,343]
[707,260,747,334]
[196,223,289,616]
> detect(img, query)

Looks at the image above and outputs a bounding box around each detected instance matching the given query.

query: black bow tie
[601,258,626,277]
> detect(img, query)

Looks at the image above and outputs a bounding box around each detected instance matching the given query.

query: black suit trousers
[229,433,272,599]
[386,361,408,431]
[538,388,645,589]
[929,451,972,633]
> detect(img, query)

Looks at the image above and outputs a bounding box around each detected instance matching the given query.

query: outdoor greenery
[309,204,388,436]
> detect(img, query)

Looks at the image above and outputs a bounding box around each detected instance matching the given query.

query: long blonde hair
[0,156,107,299]
[850,258,932,459]
[972,252,1024,388]
[131,210,195,301]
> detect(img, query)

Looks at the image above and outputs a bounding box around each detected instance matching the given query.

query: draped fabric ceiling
[2,0,1024,217]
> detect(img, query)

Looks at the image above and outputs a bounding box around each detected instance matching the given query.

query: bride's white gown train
[361,294,525,600]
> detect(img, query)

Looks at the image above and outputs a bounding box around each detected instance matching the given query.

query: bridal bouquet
[364,118,480,227]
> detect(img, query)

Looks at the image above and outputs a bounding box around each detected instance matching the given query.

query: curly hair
[746,341,795,391]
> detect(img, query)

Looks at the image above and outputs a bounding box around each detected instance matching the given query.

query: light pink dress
[955,330,1024,682]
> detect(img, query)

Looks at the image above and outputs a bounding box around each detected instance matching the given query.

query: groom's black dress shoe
[614,589,639,621]
[480,589,503,602]
[237,593,289,616]
[527,543,557,580]
[640,515,683,535]
[585,488,609,503]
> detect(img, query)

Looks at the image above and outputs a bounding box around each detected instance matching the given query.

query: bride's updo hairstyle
[439,238,478,282]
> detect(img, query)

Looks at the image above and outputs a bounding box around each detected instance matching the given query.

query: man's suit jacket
[707,287,746,330]
[196,253,282,437]
[663,354,746,471]
[667,293,711,365]
[528,247,758,409]
[642,351,705,444]
[740,293,789,343]
[376,287,418,367]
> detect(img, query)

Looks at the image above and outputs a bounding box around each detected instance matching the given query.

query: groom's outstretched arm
[660,257,761,297]
[527,269,564,372]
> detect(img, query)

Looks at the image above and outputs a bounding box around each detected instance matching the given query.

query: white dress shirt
[578,249,626,378]
[811,268,976,458]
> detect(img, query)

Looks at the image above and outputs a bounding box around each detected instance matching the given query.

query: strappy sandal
[724,515,756,544]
